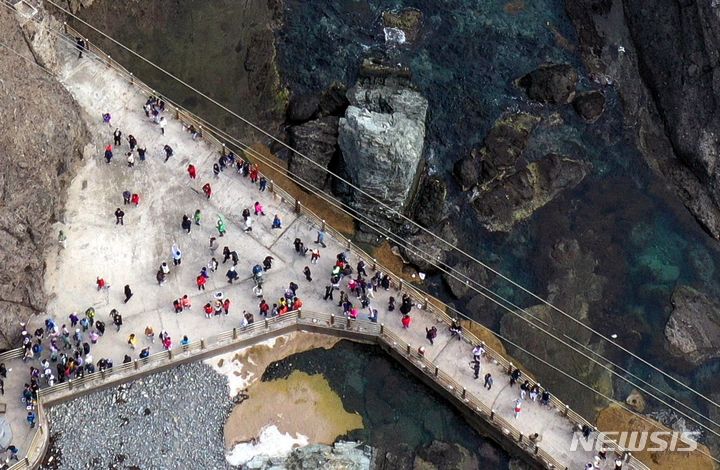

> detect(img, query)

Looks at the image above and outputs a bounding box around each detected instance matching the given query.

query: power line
[27,0,720,448]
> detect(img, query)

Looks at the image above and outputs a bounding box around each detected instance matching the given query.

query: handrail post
[63,21,67,34]
[434,366,439,377]
[133,360,138,370]
[265,318,269,329]
[295,199,301,214]
[233,327,237,339]
[330,314,335,326]
[269,179,275,193]
[423,297,428,310]
[321,219,326,231]
[490,409,495,420]
[106,54,112,67]
[175,107,180,120]
[347,238,351,250]
[130,72,134,84]
[563,405,569,417]
[372,258,377,271]
[200,338,205,349]
[346,317,351,329]
[398,279,403,292]
[222,143,227,156]
[68,380,73,390]
[380,323,384,335]
[518,433,523,443]
[168,349,173,359]
[406,344,411,355]
[297,309,302,319]
[462,388,466,399]
[534,445,539,455]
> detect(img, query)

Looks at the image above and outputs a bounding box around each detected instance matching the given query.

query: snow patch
[225,425,309,466]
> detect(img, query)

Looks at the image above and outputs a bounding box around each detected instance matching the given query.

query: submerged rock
[472,154,591,232]
[414,440,479,470]
[287,116,339,190]
[517,63,578,105]
[572,90,606,122]
[454,112,540,191]
[665,285,720,365]
[339,70,428,226]
[442,259,488,299]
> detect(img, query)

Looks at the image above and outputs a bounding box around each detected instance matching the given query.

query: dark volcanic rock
[399,223,457,273]
[665,285,720,365]
[517,63,578,105]
[572,90,606,122]
[442,260,488,299]
[287,93,320,123]
[319,81,350,117]
[287,116,339,189]
[414,441,479,470]
[454,112,539,191]
[412,175,447,227]
[472,154,591,232]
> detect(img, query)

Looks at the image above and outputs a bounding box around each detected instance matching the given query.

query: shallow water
[263,340,511,467]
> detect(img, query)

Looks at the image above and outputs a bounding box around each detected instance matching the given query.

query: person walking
[226,266,239,284]
[144,325,155,343]
[323,285,333,301]
[187,164,197,179]
[244,216,253,232]
[303,266,312,282]
[271,214,282,229]
[127,152,135,167]
[76,36,86,58]
[254,201,265,216]
[216,216,227,237]
[473,360,481,379]
[213,163,221,178]
[310,249,320,264]
[128,334,137,349]
[104,144,113,163]
[128,134,137,151]
[315,229,327,248]
[123,190,132,205]
[113,128,122,146]
[484,373,493,390]
[137,146,147,161]
[172,244,182,266]
[27,410,36,428]
[425,326,437,345]
[159,116,167,135]
[115,208,125,225]
[202,183,212,199]
[112,310,123,332]
[194,209,201,225]
[131,193,140,206]
[196,275,206,291]
[123,285,133,303]
[163,144,173,162]
[513,399,522,419]
[181,215,192,234]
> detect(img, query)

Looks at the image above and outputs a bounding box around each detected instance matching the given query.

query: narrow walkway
[0,39,607,470]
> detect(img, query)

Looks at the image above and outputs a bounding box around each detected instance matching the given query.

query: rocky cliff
[338,66,428,227]
[565,0,720,238]
[664,285,720,366]
[0,7,88,348]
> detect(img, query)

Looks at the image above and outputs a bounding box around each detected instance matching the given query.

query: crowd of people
[0,87,619,470]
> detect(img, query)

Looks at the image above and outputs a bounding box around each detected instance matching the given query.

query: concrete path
[0,39,607,470]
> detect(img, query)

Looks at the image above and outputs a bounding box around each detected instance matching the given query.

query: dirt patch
[596,404,714,470]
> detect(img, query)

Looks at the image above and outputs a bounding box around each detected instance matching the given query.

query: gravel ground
[41,362,234,470]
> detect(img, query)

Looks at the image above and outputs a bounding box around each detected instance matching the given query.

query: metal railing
[15,19,650,470]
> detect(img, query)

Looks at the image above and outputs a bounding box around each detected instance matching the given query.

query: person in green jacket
[194,209,201,225]
[216,216,227,237]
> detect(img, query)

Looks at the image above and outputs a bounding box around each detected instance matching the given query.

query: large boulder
[338,74,428,226]
[442,260,488,299]
[453,112,539,191]
[472,154,591,232]
[412,175,448,228]
[399,223,457,273]
[287,93,320,123]
[665,285,720,365]
[287,116,339,190]
[319,81,350,117]
[572,90,606,122]
[517,64,578,105]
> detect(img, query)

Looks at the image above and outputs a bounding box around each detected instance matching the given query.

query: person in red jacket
[187,164,197,179]
[196,275,206,291]
[131,193,140,206]
[203,303,213,319]
[96,277,106,290]
[401,314,411,329]
[202,183,212,199]
[223,299,231,315]
[259,299,269,316]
